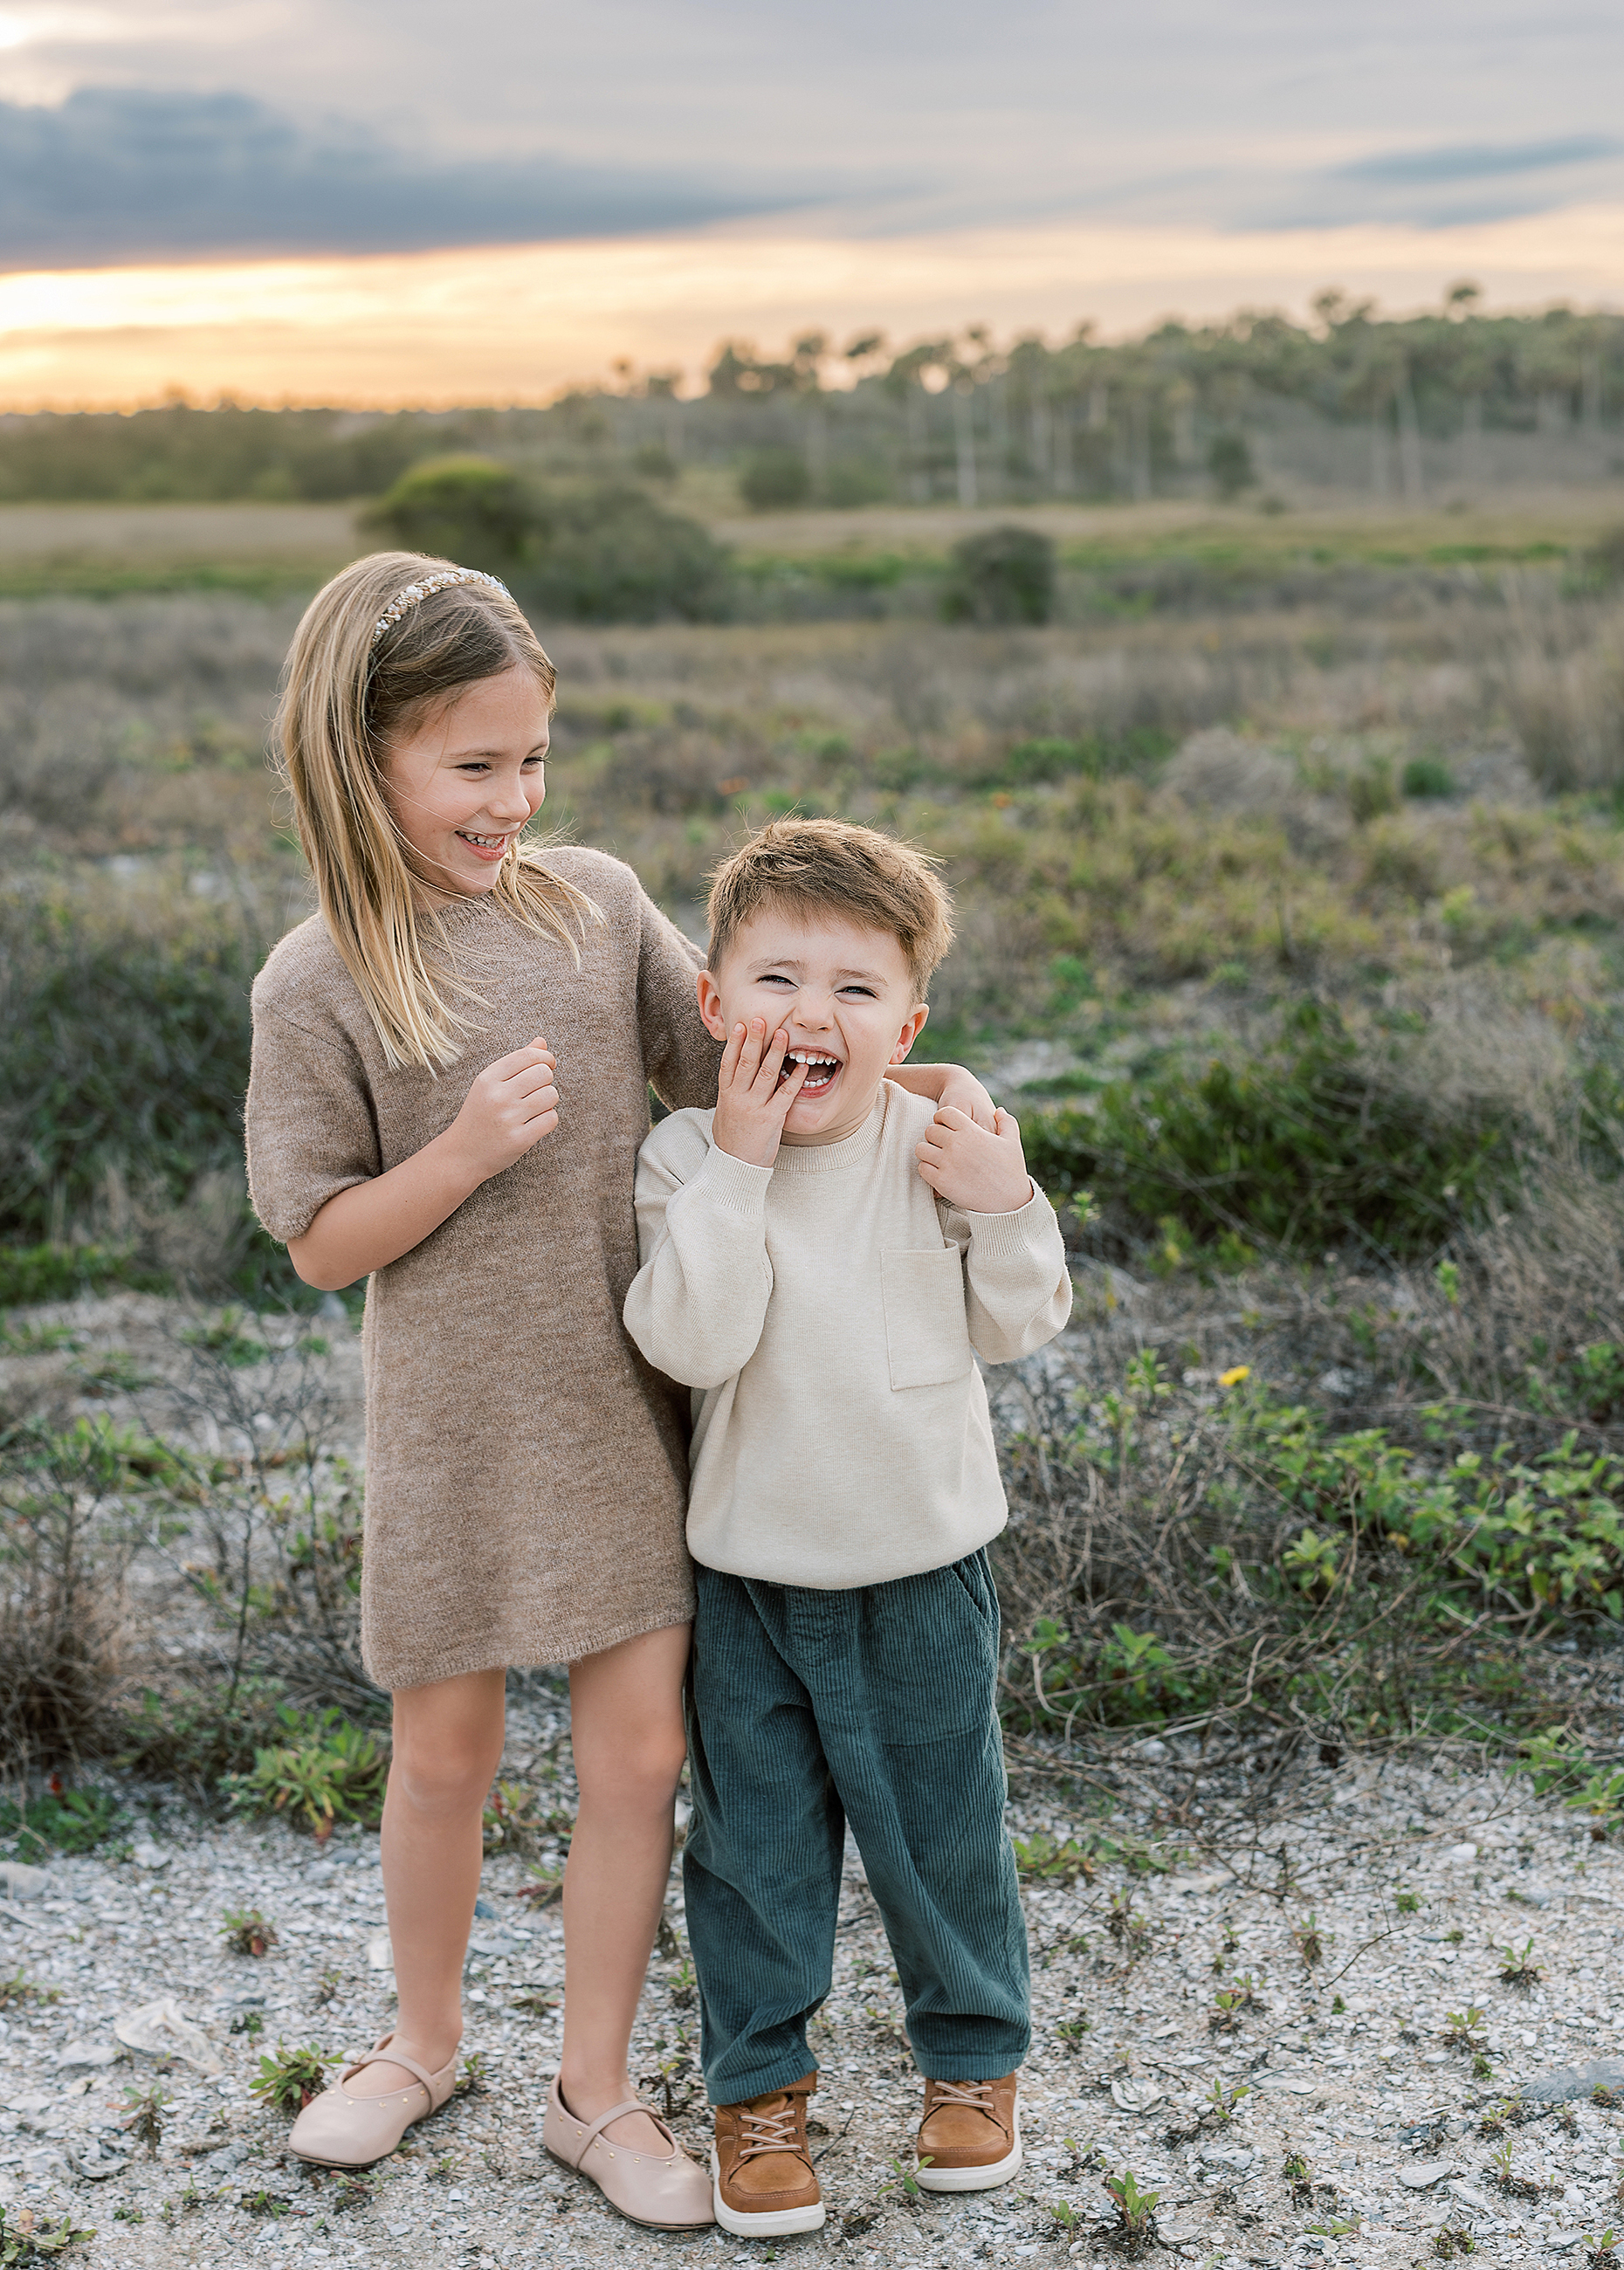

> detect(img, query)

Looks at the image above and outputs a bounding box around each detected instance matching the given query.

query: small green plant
[121,2081,169,2157]
[110,2205,142,2225]
[426,2153,458,2183]
[877,2154,930,2201]
[1292,1913,1325,1965]
[179,1310,268,1367]
[231,2006,265,2036]
[239,2190,289,2218]
[221,1906,278,1957]
[481,1778,547,1855]
[1331,1991,1346,2014]
[1210,1990,1244,2033]
[0,2207,97,2260]
[1013,1830,1095,1883]
[1586,2232,1620,2270]
[1055,2014,1093,2048]
[1308,2218,1359,2239]
[511,1988,560,2015]
[1442,2005,1486,2050]
[331,2170,378,2212]
[1102,2168,1160,2244]
[1050,2198,1080,2231]
[1477,2099,1519,2137]
[1283,2150,1312,2201]
[249,2041,331,2116]
[1499,1937,1543,1987]
[1207,2078,1252,2122]
[457,2051,489,2096]
[1490,2139,1544,2199]
[312,1964,342,2006]
[225,1709,388,1840]
[1594,2084,1621,2108]
[0,1785,124,1858]
[1435,2228,1476,2260]
[0,1967,59,2008]
[1471,2051,1494,2081]
[1395,1890,1421,1915]
[517,1869,565,1907]
[1445,1926,1464,1945]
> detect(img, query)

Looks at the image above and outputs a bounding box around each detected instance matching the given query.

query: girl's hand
[934,1064,998,1130]
[712,1018,807,1167]
[448,1035,560,1180]
[915,1104,1034,1215]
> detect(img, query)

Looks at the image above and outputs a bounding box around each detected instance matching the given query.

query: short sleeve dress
[244,847,720,1690]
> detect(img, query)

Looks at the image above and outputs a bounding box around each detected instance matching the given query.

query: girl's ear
[890,1004,930,1064]
[696,968,728,1042]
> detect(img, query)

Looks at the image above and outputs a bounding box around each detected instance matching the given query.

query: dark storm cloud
[0,86,794,265]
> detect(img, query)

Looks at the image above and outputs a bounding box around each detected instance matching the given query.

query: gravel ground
[3,1742,1623,2270]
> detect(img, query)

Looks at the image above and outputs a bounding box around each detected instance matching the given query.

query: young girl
[244,553,993,2231]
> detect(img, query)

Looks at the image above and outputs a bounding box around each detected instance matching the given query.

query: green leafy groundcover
[1023,1001,1519,1261]
[1009,1386,1624,1745]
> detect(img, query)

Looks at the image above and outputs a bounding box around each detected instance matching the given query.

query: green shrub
[1402,755,1457,799]
[942,526,1056,625]
[224,1707,389,1840]
[0,1785,124,1857]
[360,453,534,574]
[738,448,811,511]
[115,1675,297,1794]
[1023,1001,1517,1260]
[1208,431,1256,499]
[0,891,259,1244]
[0,1243,152,1306]
[524,485,729,623]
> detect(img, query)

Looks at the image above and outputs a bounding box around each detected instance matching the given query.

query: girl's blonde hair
[275,550,601,1070]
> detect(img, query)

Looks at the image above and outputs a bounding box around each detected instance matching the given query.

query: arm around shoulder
[623,1117,775,1388]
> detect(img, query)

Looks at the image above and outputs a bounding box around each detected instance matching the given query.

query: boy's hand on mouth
[712,1017,809,1166]
[915,1104,1034,1215]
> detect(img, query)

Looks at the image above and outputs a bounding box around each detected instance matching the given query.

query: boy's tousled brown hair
[706,817,953,998]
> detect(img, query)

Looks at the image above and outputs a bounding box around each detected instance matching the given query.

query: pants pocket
[880,1247,972,1390]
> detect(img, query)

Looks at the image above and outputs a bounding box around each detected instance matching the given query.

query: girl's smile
[382,663,550,900]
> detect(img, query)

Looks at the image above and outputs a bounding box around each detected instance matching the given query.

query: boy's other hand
[915,1105,1034,1215]
[712,1017,808,1167]
[447,1035,559,1181]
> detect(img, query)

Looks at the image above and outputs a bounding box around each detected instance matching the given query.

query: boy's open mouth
[780,1049,841,1097]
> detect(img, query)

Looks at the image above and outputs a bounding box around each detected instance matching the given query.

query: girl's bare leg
[346,1666,508,2101]
[558,1622,692,2152]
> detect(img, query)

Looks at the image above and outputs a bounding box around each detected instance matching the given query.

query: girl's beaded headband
[370,568,513,647]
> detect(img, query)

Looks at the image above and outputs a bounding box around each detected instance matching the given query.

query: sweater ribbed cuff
[963,1181,1053,1258]
[692,1143,775,1218]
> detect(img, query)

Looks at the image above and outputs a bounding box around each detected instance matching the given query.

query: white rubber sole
[913,2100,1023,2191]
[710,2147,826,2235]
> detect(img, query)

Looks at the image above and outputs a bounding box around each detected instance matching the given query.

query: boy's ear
[696,967,728,1042]
[889,1004,930,1064]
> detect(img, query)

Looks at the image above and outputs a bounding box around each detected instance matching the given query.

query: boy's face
[698,906,928,1146]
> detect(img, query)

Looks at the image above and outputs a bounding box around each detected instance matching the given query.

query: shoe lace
[735,2098,805,2163]
[929,2079,999,2117]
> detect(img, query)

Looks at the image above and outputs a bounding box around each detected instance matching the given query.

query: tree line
[0,287,1617,507]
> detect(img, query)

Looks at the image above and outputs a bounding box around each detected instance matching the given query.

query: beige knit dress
[244,848,719,1690]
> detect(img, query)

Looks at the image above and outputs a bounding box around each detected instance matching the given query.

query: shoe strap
[561,2095,672,2169]
[340,2034,442,2100]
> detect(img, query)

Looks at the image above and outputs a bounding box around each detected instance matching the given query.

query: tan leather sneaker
[712,2073,825,2236]
[915,2073,1022,2191]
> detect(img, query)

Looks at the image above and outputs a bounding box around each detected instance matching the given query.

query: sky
[0,0,1616,405]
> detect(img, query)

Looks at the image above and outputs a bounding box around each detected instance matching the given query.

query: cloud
[0,85,797,265]
[1337,134,1623,188]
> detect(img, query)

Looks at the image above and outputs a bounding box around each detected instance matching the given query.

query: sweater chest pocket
[880,1247,972,1391]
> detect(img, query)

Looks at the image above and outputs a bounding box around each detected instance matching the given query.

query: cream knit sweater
[624,1082,1071,1588]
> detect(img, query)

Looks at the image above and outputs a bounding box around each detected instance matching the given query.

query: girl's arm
[288,1037,559,1290]
[886,1060,997,1128]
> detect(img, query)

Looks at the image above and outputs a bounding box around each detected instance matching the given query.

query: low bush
[738,447,811,511]
[941,525,1056,625]
[224,1707,389,1840]
[1024,1002,1519,1262]
[996,1352,1624,1752]
[364,458,731,623]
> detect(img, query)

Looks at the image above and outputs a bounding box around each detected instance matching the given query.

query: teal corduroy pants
[682,1549,1030,2106]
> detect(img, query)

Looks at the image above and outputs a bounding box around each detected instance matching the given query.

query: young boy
[623,817,1071,2238]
